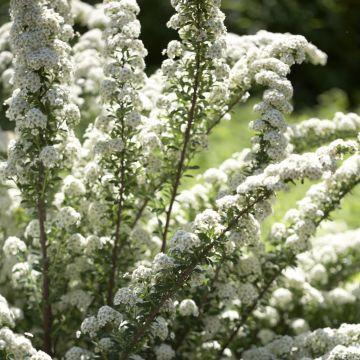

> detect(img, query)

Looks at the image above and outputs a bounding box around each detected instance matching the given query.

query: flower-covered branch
[0,1,359,359]
[218,152,360,358]
[2,0,78,354]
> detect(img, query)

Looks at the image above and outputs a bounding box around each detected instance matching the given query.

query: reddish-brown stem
[206,92,245,135]
[37,164,52,355]
[161,53,202,252]
[107,155,126,305]
[216,179,360,358]
[215,271,280,360]
[131,198,149,228]
[174,257,224,350]
[131,96,242,239]
[131,181,163,228]
[119,193,269,360]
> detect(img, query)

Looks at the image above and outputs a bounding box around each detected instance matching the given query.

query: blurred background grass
[0,0,359,231]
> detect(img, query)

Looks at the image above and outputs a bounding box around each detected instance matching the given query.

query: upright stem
[107,151,126,305]
[161,52,202,252]
[215,271,280,360]
[174,257,223,351]
[37,164,52,355]
[216,179,360,358]
[131,198,148,228]
[131,181,163,228]
[119,193,269,360]
[206,92,245,135]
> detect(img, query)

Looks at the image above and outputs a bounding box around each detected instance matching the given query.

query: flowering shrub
[0,0,359,359]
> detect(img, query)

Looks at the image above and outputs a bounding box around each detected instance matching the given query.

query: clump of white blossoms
[0,0,359,360]
[1,0,80,356]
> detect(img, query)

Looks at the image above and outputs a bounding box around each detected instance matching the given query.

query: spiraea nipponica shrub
[0,0,360,359]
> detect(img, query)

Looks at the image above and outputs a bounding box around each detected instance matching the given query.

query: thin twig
[37,163,52,355]
[206,92,245,135]
[107,150,127,305]
[216,179,360,358]
[133,95,243,237]
[161,53,202,252]
[174,256,224,350]
[119,193,269,360]
[215,271,281,359]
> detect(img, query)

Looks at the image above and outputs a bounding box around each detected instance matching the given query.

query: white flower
[153,253,175,272]
[169,230,200,254]
[131,265,152,282]
[39,146,59,168]
[57,207,81,228]
[327,288,356,305]
[193,209,222,233]
[30,351,52,360]
[24,108,47,129]
[98,337,114,351]
[24,220,40,239]
[291,318,309,335]
[270,288,293,310]
[258,329,276,345]
[80,316,99,338]
[0,296,15,327]
[63,175,86,196]
[3,236,26,256]
[151,316,169,340]
[65,347,91,360]
[154,344,175,360]
[114,287,142,307]
[308,264,328,285]
[97,306,123,327]
[238,283,259,305]
[178,299,199,317]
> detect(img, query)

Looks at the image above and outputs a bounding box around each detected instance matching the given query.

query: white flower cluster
[2,236,26,257]
[243,324,360,360]
[257,228,360,336]
[3,0,79,179]
[114,287,142,307]
[154,343,175,360]
[60,289,93,312]
[73,28,105,114]
[173,149,251,222]
[80,304,123,339]
[0,327,37,360]
[178,299,199,317]
[101,0,147,101]
[72,0,108,29]
[0,295,46,360]
[159,0,230,173]
[0,0,359,359]
[237,140,357,198]
[288,112,360,153]
[64,346,92,360]
[300,228,360,287]
[0,295,15,328]
[169,230,201,254]
[0,22,14,96]
[270,153,360,254]
[226,31,327,69]
[226,31,327,166]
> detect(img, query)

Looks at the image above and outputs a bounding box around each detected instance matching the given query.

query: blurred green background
[1,0,359,230]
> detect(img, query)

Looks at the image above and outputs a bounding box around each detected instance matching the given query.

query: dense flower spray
[1,0,79,355]
[0,1,359,360]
